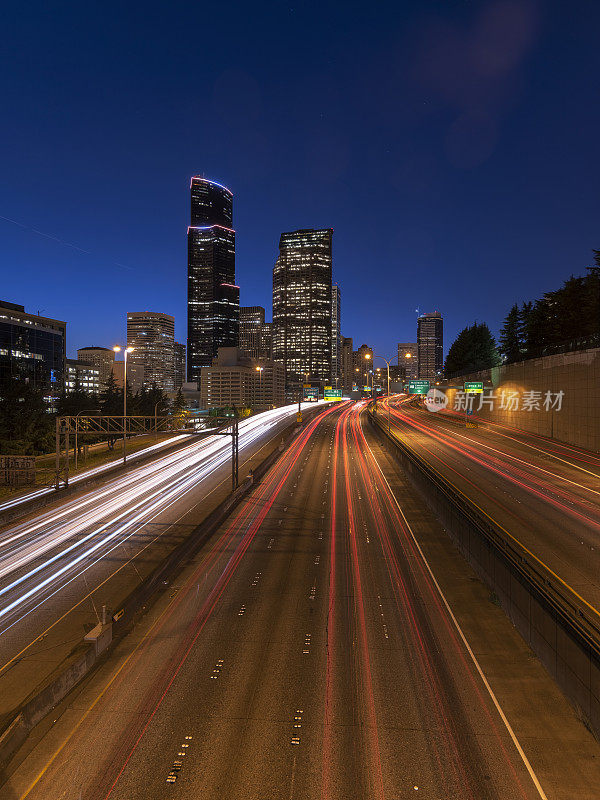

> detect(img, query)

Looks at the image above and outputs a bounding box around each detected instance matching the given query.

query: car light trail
[0,404,329,633]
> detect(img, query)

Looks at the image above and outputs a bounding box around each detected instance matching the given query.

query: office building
[112,360,144,394]
[0,301,66,390]
[340,336,353,393]
[187,177,239,384]
[200,347,284,410]
[174,342,186,389]
[331,284,341,381]
[239,307,273,361]
[127,311,175,391]
[261,321,273,360]
[77,346,115,388]
[398,342,418,382]
[65,359,100,395]
[272,228,333,394]
[417,312,443,380]
[353,343,374,388]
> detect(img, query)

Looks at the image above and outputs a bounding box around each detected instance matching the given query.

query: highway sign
[324,388,342,401]
[464,381,484,394]
[408,380,430,395]
[303,387,319,401]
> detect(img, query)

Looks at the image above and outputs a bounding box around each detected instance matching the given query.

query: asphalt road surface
[0,404,317,723]
[5,400,600,799]
[380,395,600,614]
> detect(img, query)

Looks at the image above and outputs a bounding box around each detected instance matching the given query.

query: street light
[256,365,263,408]
[113,345,134,463]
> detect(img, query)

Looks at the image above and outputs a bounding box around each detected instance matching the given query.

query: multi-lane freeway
[379,395,600,613]
[4,401,600,799]
[0,403,319,725]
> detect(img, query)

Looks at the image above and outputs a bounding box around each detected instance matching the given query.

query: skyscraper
[174,341,186,389]
[417,312,443,380]
[187,177,239,384]
[397,342,418,382]
[240,306,266,359]
[331,284,341,382]
[341,336,353,394]
[127,311,175,391]
[272,228,333,394]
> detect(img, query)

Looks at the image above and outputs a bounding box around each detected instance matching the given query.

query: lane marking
[364,433,549,800]
[385,415,600,624]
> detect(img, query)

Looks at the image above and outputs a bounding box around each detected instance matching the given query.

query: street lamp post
[371,353,399,432]
[255,365,263,408]
[113,345,134,463]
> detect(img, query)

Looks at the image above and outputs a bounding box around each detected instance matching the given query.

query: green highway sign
[303,387,319,401]
[464,381,484,394]
[324,388,342,401]
[408,380,430,395]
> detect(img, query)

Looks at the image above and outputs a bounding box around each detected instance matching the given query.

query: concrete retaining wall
[445,347,600,452]
[369,413,600,739]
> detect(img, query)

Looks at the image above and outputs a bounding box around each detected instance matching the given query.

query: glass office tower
[187,177,239,384]
[272,228,333,394]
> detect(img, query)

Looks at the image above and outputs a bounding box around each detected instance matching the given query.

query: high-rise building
[77,346,115,389]
[331,284,341,381]
[340,336,353,393]
[127,311,175,391]
[240,306,265,358]
[174,341,186,389]
[272,228,333,394]
[417,312,443,380]
[0,301,66,390]
[187,177,239,384]
[261,321,273,360]
[397,342,418,382]
[353,343,374,389]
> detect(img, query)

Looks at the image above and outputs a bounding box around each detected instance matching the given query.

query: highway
[0,403,319,725]
[380,394,600,613]
[6,400,600,799]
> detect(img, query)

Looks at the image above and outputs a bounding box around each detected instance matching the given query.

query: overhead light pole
[113,345,134,463]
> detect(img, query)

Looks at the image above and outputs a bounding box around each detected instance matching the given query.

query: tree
[444,322,500,377]
[498,304,522,363]
[171,387,187,428]
[0,381,54,454]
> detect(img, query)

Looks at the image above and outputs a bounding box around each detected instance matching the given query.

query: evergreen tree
[0,382,54,454]
[498,304,521,362]
[445,322,500,376]
[100,370,122,415]
[171,388,187,427]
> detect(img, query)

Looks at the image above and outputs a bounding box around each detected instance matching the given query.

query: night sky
[1,0,598,361]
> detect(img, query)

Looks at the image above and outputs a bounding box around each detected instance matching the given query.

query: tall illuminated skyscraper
[187,177,239,384]
[331,284,341,381]
[417,312,443,380]
[272,228,333,394]
[127,311,175,390]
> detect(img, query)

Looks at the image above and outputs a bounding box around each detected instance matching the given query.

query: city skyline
[2,2,598,362]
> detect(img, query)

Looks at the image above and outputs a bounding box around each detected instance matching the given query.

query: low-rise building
[65,358,100,395]
[200,347,285,410]
[77,346,115,389]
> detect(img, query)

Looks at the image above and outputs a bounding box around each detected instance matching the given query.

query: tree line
[444,250,600,377]
[0,372,186,456]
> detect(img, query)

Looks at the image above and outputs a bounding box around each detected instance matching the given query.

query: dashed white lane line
[364,436,549,800]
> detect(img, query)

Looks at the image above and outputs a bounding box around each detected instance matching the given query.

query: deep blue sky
[1,0,598,360]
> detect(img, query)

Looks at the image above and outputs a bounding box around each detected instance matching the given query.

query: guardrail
[368,408,600,735]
